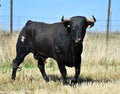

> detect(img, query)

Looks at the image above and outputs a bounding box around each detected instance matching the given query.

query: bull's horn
[87,15,96,22]
[61,16,71,22]
[61,16,64,21]
[92,15,96,22]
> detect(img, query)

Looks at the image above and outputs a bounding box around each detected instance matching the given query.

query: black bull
[12,16,96,84]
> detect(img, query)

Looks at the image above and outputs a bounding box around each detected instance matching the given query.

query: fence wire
[0,15,120,32]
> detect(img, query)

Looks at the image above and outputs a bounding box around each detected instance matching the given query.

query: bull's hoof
[11,77,15,81]
[62,80,69,85]
[44,77,49,82]
[63,82,69,85]
[11,75,16,81]
[70,78,78,85]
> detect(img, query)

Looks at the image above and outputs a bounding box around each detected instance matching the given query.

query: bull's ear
[87,22,95,28]
[63,21,71,28]
[87,15,96,28]
[63,21,71,32]
[61,16,71,31]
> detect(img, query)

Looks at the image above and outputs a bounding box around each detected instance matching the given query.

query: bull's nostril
[75,38,82,43]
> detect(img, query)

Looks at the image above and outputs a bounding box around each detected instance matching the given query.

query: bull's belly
[64,56,75,67]
[33,44,75,67]
[65,61,74,67]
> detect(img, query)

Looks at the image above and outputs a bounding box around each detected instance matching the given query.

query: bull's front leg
[57,62,67,85]
[38,58,49,82]
[71,56,81,84]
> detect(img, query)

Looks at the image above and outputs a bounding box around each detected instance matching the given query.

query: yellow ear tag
[67,25,71,28]
[87,25,91,28]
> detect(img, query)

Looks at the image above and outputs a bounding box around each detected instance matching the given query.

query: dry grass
[0,31,120,94]
[0,67,120,94]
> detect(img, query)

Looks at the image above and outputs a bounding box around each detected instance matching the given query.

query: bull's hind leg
[38,58,49,82]
[11,45,30,80]
[11,52,29,80]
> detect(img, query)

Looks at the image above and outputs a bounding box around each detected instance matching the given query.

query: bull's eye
[72,26,76,30]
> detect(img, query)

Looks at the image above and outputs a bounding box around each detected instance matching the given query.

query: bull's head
[61,16,96,44]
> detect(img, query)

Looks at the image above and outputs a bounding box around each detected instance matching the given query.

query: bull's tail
[19,20,32,34]
[25,20,32,26]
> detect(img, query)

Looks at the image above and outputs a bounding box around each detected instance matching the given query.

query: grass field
[0,30,120,94]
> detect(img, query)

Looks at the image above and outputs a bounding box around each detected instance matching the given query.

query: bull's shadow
[48,74,111,85]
